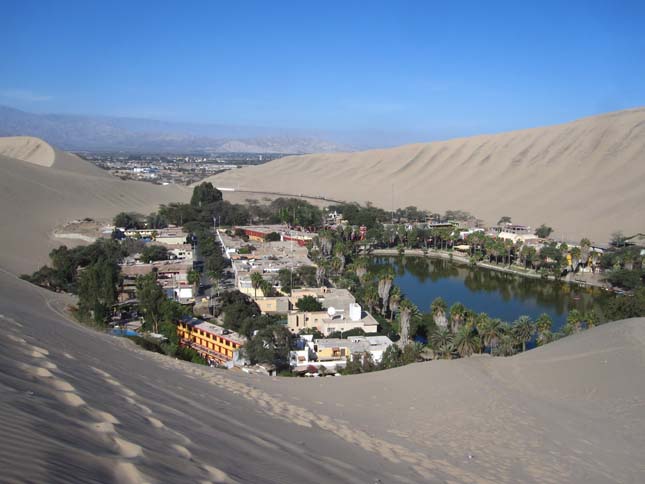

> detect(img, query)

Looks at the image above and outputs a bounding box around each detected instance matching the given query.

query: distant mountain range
[0,105,351,154]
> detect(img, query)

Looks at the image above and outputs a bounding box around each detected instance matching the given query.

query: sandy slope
[208,108,645,243]
[0,136,55,167]
[0,138,189,274]
[1,270,643,483]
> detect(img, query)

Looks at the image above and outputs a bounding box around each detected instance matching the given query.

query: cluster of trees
[342,343,423,375]
[133,272,205,364]
[139,245,168,263]
[22,239,126,324]
[113,211,168,230]
[158,182,325,230]
[212,290,291,369]
[277,266,317,294]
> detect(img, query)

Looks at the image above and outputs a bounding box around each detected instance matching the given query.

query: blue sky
[1,0,645,141]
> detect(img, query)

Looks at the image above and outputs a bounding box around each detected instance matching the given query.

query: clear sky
[2,0,645,141]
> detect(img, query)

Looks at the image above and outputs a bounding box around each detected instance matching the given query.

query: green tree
[140,244,168,263]
[453,325,481,357]
[513,315,535,352]
[244,324,292,370]
[535,313,553,346]
[431,297,448,328]
[564,309,583,334]
[535,224,553,238]
[250,272,264,298]
[430,327,454,359]
[377,267,394,316]
[295,295,323,312]
[478,317,504,354]
[136,273,165,333]
[449,302,466,333]
[114,212,144,229]
[190,182,223,208]
[77,258,119,324]
[187,270,200,297]
[388,286,402,320]
[397,299,417,345]
[498,216,512,226]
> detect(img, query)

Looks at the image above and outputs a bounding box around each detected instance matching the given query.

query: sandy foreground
[208,108,645,244]
[1,137,644,483]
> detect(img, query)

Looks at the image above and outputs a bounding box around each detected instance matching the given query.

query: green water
[371,256,601,330]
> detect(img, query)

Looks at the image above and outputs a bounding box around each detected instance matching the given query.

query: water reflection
[371,256,599,330]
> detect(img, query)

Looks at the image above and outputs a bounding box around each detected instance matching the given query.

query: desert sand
[1,137,644,483]
[0,138,189,274]
[0,136,55,167]
[208,108,645,244]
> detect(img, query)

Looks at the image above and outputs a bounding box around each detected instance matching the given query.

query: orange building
[177,316,246,365]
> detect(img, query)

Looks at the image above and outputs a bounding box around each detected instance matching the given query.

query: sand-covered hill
[208,108,645,243]
[0,136,189,274]
[0,136,55,167]
[1,270,644,483]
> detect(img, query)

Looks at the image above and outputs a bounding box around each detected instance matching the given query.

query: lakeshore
[371,248,609,289]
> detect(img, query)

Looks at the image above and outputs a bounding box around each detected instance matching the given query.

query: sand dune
[208,108,645,243]
[1,270,643,483]
[0,136,55,167]
[0,137,189,274]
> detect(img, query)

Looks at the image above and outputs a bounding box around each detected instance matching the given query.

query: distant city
[77,151,288,185]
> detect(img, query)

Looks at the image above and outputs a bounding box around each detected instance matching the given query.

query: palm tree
[494,333,517,357]
[512,315,535,352]
[363,284,379,314]
[431,297,448,328]
[453,325,481,357]
[535,313,553,346]
[388,286,402,320]
[430,327,454,359]
[377,267,395,316]
[250,271,264,298]
[565,309,583,334]
[187,270,200,298]
[315,264,326,287]
[584,310,599,329]
[398,299,418,346]
[580,238,592,268]
[479,317,503,354]
[570,246,581,272]
[449,302,466,333]
[352,257,369,280]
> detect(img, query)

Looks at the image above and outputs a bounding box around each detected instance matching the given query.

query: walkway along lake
[371,256,601,331]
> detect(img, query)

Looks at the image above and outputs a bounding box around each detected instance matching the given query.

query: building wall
[177,321,243,364]
[256,297,289,314]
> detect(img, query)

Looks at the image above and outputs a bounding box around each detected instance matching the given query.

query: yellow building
[177,316,246,365]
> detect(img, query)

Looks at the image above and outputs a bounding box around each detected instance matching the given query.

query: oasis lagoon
[371,256,601,331]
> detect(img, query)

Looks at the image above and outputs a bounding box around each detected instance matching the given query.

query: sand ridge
[208,107,645,243]
[0,136,56,167]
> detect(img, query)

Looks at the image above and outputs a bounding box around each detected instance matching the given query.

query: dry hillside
[209,108,645,243]
[0,137,189,274]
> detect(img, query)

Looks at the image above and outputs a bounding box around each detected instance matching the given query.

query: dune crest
[0,136,55,167]
[208,107,645,243]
